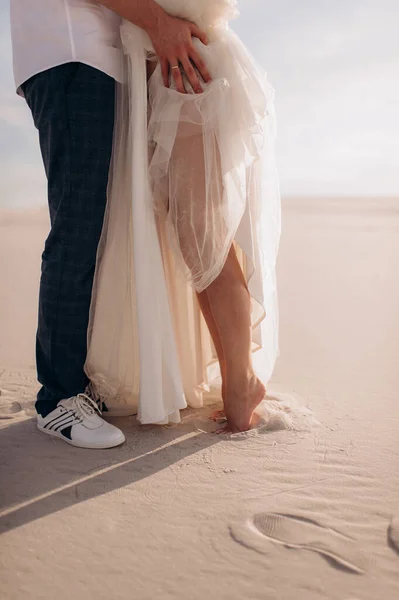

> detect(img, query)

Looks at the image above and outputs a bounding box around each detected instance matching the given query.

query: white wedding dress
[85,0,281,424]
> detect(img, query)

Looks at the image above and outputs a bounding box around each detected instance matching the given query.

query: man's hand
[147,14,212,93]
[95,0,212,93]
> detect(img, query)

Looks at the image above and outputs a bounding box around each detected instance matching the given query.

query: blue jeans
[22,63,115,417]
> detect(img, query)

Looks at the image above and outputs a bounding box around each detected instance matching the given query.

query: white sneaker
[37,394,125,449]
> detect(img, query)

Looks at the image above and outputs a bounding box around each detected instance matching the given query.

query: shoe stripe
[47,415,81,431]
[46,418,74,432]
[53,418,77,433]
[45,411,81,431]
[44,412,68,429]
[44,413,73,430]
[44,410,78,429]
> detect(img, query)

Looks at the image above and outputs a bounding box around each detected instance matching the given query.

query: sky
[1,0,399,208]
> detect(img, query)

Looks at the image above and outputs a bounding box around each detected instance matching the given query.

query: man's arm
[95,0,211,93]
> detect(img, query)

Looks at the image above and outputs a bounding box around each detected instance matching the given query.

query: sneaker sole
[37,424,125,449]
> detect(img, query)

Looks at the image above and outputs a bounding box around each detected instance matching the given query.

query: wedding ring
[171,65,180,70]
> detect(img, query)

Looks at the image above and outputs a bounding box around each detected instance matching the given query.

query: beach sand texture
[0,197,398,599]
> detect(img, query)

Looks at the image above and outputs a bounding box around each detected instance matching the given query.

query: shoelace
[84,382,104,412]
[72,393,102,419]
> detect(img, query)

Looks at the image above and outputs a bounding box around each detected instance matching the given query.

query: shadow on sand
[0,409,220,534]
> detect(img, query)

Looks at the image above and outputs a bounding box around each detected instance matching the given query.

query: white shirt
[10,0,124,97]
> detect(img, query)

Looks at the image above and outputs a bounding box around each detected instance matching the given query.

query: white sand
[1,198,398,599]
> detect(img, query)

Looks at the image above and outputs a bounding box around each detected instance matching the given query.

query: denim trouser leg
[22,63,115,417]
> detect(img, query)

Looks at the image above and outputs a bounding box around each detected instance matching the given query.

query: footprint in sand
[388,517,399,554]
[230,513,370,574]
[0,400,23,419]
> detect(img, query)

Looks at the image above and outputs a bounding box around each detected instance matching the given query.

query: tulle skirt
[85,21,281,424]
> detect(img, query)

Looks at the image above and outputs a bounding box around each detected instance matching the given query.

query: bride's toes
[216,423,232,434]
[209,409,226,422]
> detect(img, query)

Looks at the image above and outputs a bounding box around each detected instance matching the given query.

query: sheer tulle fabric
[85,4,281,424]
[154,0,239,29]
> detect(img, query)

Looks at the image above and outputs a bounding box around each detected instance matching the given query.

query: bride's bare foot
[221,375,266,433]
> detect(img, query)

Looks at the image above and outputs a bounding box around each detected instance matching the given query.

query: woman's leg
[196,290,226,402]
[203,245,266,432]
[153,76,263,430]
[170,138,264,429]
